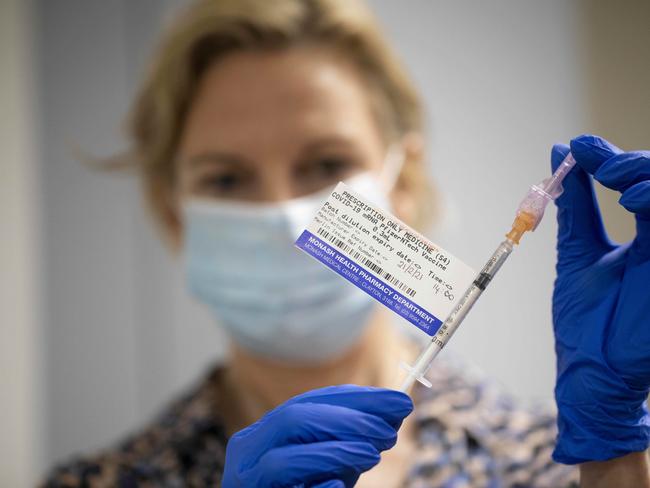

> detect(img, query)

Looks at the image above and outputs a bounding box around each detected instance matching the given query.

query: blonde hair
[127,0,433,236]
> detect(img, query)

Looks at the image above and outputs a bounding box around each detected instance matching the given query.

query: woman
[45,0,650,486]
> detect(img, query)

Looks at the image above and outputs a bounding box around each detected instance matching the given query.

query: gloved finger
[249,402,398,452]
[569,134,623,175]
[594,151,650,192]
[284,385,413,429]
[311,480,345,488]
[551,143,612,269]
[620,181,650,218]
[242,441,380,487]
[619,181,650,253]
[606,257,650,391]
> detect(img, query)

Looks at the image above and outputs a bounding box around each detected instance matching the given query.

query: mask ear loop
[378,144,406,194]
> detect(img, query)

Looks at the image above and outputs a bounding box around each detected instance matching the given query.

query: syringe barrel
[400,154,577,393]
[411,341,442,376]
[402,240,514,390]
[434,240,513,346]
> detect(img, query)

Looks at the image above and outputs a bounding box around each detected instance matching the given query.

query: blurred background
[2,0,648,485]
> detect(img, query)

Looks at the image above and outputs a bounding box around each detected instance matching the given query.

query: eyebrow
[181,135,358,167]
[182,151,252,168]
[300,136,356,154]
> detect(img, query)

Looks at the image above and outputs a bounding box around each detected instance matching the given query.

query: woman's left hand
[551,134,650,465]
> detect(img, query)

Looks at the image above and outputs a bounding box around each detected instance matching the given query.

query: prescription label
[295,182,476,335]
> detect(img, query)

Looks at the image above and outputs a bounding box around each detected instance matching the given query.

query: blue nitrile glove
[221,384,413,487]
[551,134,650,464]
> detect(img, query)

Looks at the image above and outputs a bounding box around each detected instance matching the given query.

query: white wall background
[1,1,43,486]
[3,0,644,483]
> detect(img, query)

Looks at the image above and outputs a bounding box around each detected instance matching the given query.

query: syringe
[399,152,577,392]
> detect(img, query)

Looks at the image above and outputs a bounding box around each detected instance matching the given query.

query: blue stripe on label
[295,230,442,335]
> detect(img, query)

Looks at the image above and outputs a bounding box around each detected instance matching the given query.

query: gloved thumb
[551,143,612,271]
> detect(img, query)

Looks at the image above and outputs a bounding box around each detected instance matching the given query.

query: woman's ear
[148,178,183,251]
[163,195,183,250]
[389,132,425,225]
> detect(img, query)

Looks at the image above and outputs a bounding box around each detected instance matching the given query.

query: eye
[299,156,358,182]
[197,172,246,195]
[316,157,348,176]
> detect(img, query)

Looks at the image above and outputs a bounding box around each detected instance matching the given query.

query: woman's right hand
[221,385,413,488]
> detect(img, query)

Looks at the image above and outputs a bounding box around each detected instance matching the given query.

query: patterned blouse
[43,358,578,487]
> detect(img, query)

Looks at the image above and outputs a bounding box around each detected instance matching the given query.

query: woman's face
[175,47,391,206]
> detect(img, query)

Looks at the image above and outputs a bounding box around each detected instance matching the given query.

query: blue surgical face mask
[183,152,404,362]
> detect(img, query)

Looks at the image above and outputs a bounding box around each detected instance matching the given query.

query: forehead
[178,46,383,156]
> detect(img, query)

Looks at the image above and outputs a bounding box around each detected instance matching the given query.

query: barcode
[316,228,417,298]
